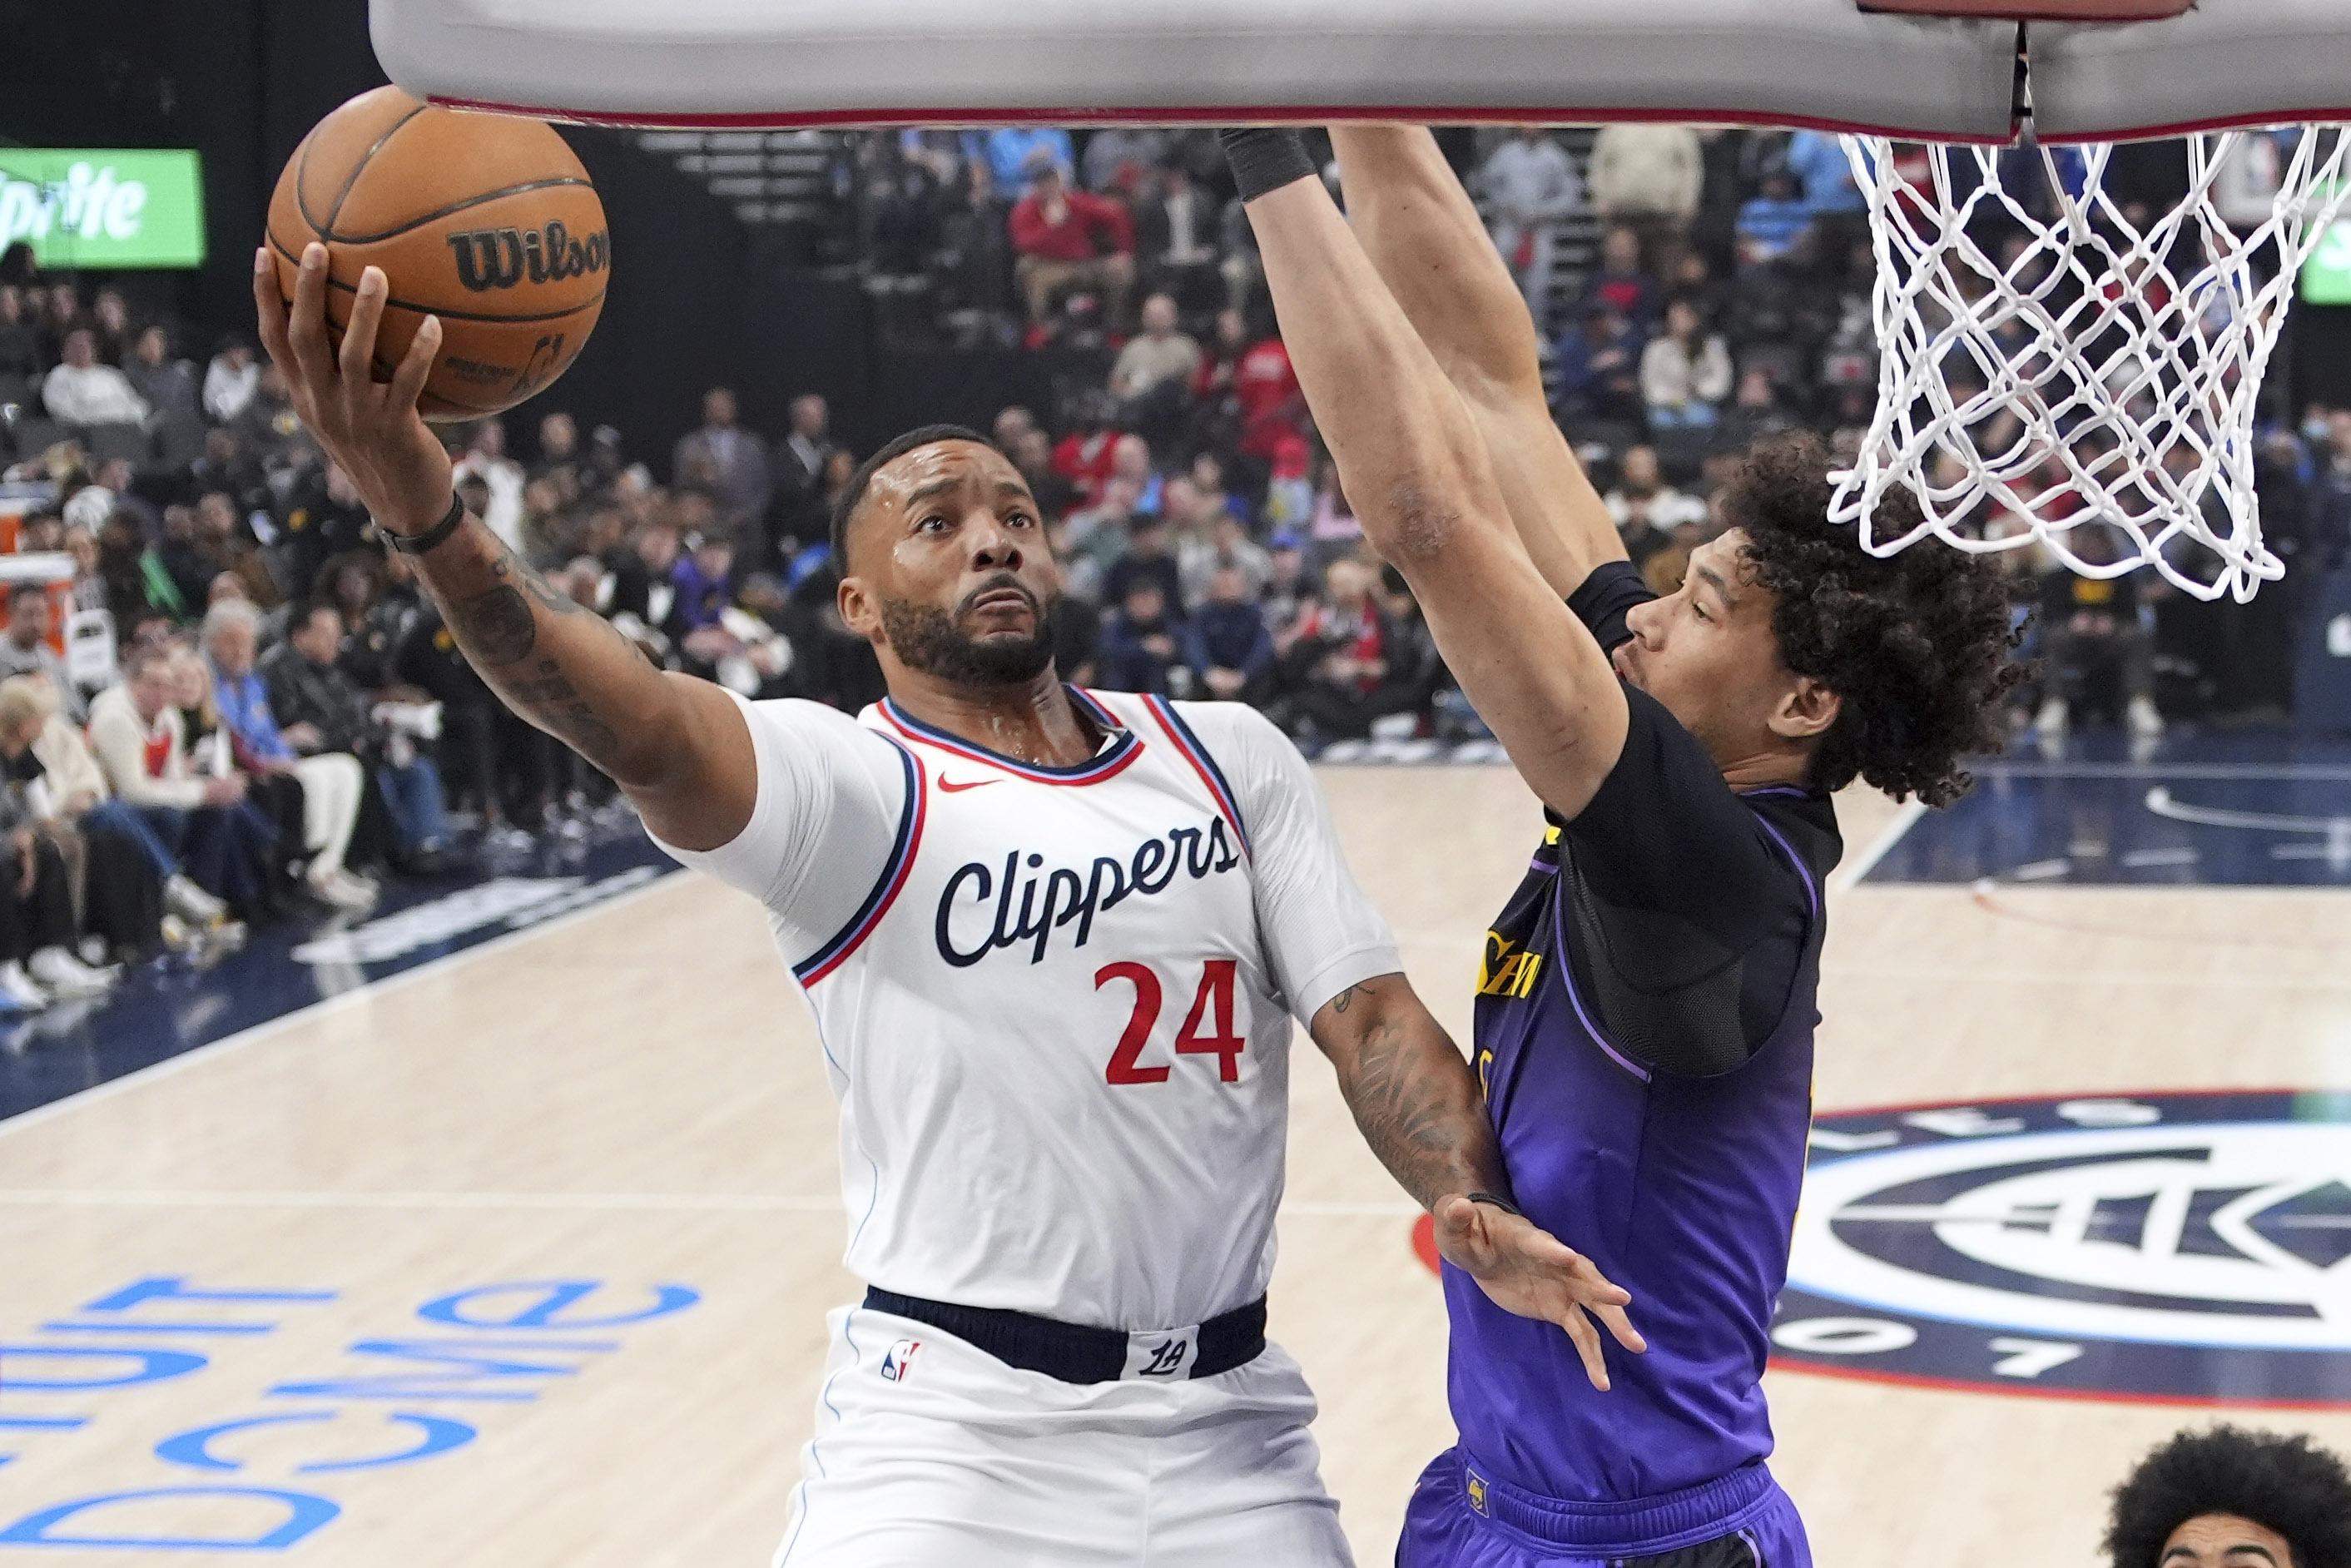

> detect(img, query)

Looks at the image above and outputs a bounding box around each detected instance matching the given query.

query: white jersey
[658,687,1399,1332]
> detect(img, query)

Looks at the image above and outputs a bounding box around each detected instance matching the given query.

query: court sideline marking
[0,868,685,1146]
[1830,799,1929,892]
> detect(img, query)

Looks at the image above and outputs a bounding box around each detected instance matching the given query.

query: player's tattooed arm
[405,520,756,850]
[1311,972,1507,1212]
[248,241,756,854]
[1312,970,1646,1389]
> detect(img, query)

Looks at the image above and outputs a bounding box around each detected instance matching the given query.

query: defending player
[1223,127,2024,1567]
[250,239,1634,1567]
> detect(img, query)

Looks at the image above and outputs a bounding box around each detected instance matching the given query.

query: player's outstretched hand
[1432,1193,1646,1392]
[251,242,453,539]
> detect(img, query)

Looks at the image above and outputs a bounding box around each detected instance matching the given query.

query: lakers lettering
[1476,932,1543,1000]
[446,220,610,293]
[935,817,1245,968]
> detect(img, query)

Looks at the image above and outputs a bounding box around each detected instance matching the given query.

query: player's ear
[837,573,884,645]
[1770,676,1840,742]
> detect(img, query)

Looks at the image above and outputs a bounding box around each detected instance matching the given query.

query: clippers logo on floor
[879,1338,920,1383]
[1771,1090,2351,1406]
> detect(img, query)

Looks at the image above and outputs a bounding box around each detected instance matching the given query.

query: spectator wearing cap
[1555,300,1649,429]
[41,328,148,427]
[203,338,260,424]
[0,584,84,725]
[1009,162,1137,339]
[1245,437,1305,537]
[2105,1427,2351,1568]
[1738,167,1816,268]
[1183,565,1275,704]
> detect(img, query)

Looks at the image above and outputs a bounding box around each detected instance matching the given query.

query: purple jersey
[1442,563,1840,1512]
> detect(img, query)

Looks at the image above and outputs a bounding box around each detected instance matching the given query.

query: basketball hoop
[1828,127,2351,602]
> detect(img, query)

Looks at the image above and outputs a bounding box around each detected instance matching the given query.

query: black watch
[382,492,468,556]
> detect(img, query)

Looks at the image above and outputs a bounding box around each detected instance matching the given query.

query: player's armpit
[617,672,758,852]
[1308,972,1507,1214]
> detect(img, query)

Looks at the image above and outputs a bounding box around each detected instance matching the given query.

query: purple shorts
[1396,1449,1812,1568]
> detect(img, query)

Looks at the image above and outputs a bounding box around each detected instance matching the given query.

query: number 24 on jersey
[1095,960,1246,1085]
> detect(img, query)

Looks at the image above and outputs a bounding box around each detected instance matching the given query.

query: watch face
[1773,1090,2351,1407]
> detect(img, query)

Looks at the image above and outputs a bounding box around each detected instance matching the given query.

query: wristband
[1466,1191,1524,1218]
[382,492,468,556]
[1218,128,1317,203]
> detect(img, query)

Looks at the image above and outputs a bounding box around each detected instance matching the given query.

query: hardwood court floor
[2,766,2348,1566]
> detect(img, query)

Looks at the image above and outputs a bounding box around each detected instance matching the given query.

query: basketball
[265,85,607,422]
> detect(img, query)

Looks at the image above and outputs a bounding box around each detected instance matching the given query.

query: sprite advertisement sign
[0,150,206,270]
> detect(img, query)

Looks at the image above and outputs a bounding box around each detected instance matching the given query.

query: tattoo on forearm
[453,584,536,666]
[506,657,622,764]
[445,549,586,669]
[1332,988,1505,1213]
[423,543,634,769]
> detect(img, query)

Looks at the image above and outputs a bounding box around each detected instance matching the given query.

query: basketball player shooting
[251,238,1634,1566]
[1223,127,2026,1567]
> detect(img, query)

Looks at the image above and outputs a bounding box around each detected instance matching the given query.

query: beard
[878,573,1060,687]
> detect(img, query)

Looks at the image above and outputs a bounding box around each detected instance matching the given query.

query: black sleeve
[1566,558,1657,655]
[1555,684,1818,1078]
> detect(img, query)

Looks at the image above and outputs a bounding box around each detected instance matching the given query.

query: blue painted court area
[1864,728,2351,887]
[0,827,679,1124]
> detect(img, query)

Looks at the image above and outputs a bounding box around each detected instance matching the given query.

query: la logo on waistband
[1465,1470,1490,1516]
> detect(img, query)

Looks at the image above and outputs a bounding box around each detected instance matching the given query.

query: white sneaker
[2126,694,2165,737]
[2034,697,2070,736]
[307,868,379,912]
[0,960,50,1011]
[28,947,118,996]
[163,875,226,924]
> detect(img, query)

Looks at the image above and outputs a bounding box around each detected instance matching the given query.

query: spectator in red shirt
[1009,164,1136,338]
[1231,330,1307,464]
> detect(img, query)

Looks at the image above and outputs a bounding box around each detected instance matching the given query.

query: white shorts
[773,1305,1355,1568]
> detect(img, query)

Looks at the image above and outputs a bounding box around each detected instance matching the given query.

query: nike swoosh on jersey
[937,776,1000,793]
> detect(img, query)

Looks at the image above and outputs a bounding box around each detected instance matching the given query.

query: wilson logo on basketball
[444,219,610,293]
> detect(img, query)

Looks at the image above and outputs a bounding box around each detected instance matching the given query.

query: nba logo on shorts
[1464,1470,1489,1516]
[880,1338,920,1383]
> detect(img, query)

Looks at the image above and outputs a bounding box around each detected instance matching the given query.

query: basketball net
[1828,128,2351,602]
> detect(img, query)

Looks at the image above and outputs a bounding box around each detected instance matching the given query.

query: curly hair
[1720,434,2027,807]
[2106,1426,2351,1568]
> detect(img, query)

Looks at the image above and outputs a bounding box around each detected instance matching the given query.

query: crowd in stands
[0,125,2345,1006]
